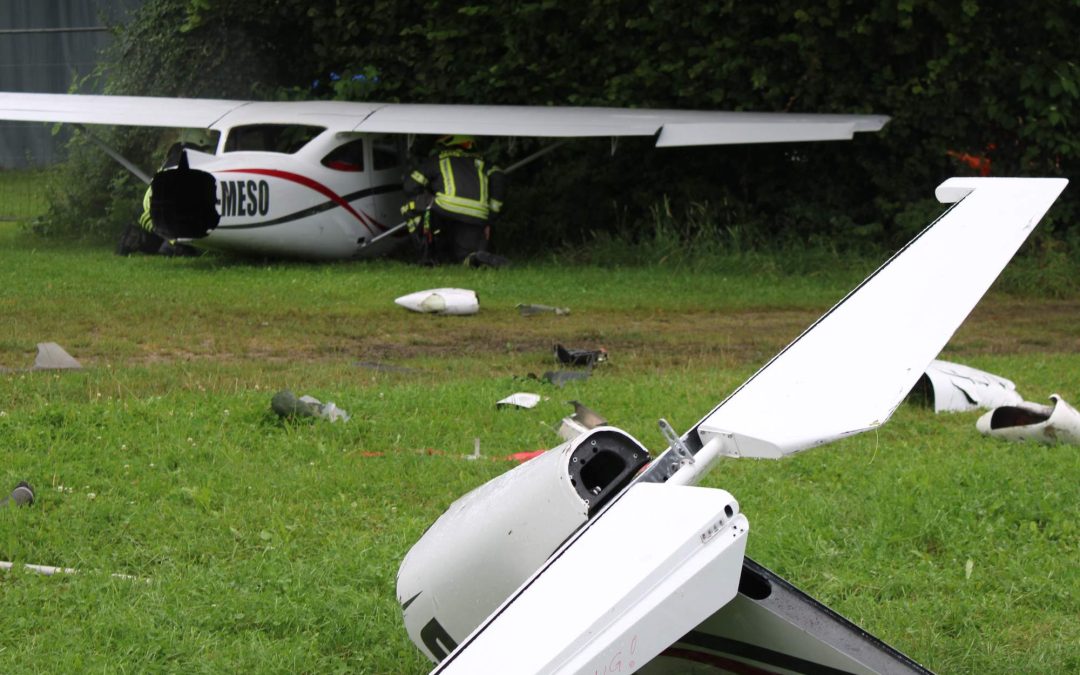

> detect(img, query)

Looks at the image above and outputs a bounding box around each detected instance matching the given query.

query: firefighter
[401,135,508,267]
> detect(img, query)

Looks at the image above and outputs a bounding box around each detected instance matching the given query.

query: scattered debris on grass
[465,438,481,460]
[976,394,1080,445]
[0,481,34,508]
[496,392,542,409]
[271,390,350,422]
[557,400,607,441]
[0,342,83,373]
[554,343,607,367]
[395,288,479,315]
[908,359,1023,412]
[517,303,570,317]
[0,560,145,581]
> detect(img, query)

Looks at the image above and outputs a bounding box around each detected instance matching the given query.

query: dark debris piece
[554,343,608,368]
[271,390,322,419]
[0,481,34,508]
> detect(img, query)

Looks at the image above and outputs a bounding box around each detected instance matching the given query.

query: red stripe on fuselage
[221,168,378,228]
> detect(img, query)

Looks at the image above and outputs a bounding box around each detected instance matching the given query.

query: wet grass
[0,237,1077,673]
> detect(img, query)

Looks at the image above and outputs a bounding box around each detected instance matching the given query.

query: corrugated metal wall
[0,1,145,168]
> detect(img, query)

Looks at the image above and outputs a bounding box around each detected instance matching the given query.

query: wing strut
[75,125,152,184]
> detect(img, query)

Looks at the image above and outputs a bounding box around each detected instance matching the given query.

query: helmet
[436,134,476,150]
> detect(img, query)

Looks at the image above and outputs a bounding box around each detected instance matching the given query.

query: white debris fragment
[395,288,479,315]
[497,393,541,409]
[976,394,1080,445]
[915,359,1023,413]
[299,395,351,422]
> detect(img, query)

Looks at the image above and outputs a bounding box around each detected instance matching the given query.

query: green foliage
[37,0,1078,252]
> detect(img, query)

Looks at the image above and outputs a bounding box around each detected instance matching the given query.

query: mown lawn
[0,230,1077,673]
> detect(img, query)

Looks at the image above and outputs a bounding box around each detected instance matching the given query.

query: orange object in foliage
[947,146,995,176]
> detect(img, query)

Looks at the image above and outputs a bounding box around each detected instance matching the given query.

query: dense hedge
[47,0,1077,251]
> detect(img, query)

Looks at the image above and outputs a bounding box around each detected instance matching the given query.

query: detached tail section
[401,178,1068,674]
[149,151,220,240]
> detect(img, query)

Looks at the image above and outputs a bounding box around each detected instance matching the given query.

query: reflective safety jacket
[404,149,506,226]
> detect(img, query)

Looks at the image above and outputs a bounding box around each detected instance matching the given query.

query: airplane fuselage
[179,128,408,260]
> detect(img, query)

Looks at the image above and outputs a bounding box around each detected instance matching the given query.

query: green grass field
[0,221,1077,673]
[0,169,54,223]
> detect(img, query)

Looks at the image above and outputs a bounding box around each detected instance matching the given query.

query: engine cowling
[149,151,220,240]
[397,427,651,662]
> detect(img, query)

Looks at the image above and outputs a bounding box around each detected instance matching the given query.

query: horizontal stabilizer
[695,177,1067,458]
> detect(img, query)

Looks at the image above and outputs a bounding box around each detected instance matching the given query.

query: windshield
[223,124,325,154]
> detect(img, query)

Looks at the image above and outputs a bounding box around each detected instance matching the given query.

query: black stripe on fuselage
[216,183,402,231]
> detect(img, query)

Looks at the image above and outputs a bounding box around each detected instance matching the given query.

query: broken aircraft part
[975,394,1080,445]
[693,178,1068,460]
[398,177,1068,672]
[395,288,479,315]
[2,343,81,372]
[398,426,652,661]
[434,483,749,674]
[553,343,607,367]
[1,343,83,373]
[557,400,608,441]
[517,303,570,317]
[496,392,542,409]
[0,481,34,508]
[271,390,350,422]
[908,359,1023,412]
[32,342,83,371]
[0,560,144,581]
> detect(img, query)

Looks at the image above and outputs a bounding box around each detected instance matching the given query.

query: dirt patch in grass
[950,298,1080,355]
[111,296,1078,370]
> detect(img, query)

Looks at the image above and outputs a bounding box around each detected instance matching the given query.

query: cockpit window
[373,137,403,171]
[223,124,325,154]
[321,138,365,172]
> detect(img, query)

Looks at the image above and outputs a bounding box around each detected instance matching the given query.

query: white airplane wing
[0,92,249,129]
[691,177,1068,458]
[354,104,889,146]
[0,92,888,147]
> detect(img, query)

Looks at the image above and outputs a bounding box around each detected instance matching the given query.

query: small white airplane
[397,177,1068,673]
[0,92,888,260]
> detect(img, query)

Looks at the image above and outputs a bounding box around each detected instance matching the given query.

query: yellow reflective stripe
[435,194,489,219]
[139,187,154,231]
[439,157,456,196]
[410,170,428,186]
[489,199,503,213]
[476,159,488,206]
